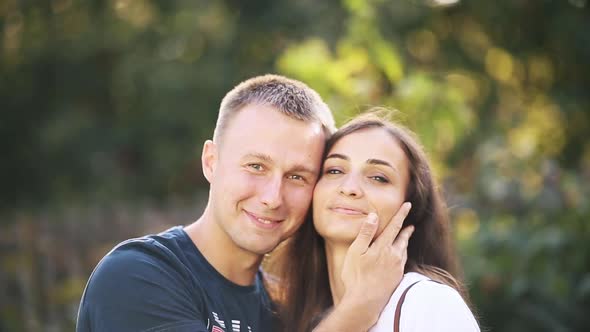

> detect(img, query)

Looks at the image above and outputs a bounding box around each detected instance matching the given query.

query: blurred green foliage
[1,0,589,331]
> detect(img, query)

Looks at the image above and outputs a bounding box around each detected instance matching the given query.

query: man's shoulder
[115,225,187,252]
[109,226,187,259]
[85,226,199,294]
[77,226,209,331]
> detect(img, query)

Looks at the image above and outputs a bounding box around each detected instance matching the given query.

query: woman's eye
[370,175,389,183]
[326,169,342,175]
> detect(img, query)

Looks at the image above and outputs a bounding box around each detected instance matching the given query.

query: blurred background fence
[1,0,589,331]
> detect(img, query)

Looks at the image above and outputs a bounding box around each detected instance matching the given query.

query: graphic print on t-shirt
[210,311,254,332]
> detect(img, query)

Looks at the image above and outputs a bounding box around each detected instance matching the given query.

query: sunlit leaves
[111,0,157,29]
[1,0,589,330]
[406,29,439,63]
[275,2,590,330]
[373,40,404,83]
[278,38,352,99]
[508,95,566,159]
[485,47,514,83]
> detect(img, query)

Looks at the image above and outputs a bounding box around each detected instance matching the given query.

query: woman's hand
[313,203,414,332]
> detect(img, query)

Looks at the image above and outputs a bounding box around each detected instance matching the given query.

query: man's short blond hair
[213,74,336,144]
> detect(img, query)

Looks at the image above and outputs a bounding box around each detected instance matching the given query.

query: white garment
[369,272,480,332]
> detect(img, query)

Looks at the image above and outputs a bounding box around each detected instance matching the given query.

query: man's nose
[259,175,284,209]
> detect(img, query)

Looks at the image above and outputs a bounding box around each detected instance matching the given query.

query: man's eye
[288,174,305,181]
[248,164,263,171]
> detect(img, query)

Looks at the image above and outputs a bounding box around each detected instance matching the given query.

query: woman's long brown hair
[270,111,471,332]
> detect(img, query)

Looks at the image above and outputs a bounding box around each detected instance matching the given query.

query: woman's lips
[329,206,367,216]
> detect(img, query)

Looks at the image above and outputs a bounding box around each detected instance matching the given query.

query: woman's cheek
[375,197,404,236]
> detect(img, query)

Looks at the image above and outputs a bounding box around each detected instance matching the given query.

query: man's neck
[324,241,350,306]
[184,209,263,286]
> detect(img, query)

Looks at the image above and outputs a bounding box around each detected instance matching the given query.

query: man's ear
[202,140,217,183]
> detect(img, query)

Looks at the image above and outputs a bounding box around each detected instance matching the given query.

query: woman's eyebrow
[325,153,349,161]
[366,158,398,173]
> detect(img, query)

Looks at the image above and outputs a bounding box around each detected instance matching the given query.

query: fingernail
[367,212,378,224]
[405,202,412,211]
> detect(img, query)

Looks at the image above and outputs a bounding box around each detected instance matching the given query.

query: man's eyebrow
[244,153,273,163]
[367,158,398,173]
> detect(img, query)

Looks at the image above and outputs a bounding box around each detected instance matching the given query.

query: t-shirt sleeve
[76,244,208,332]
[400,281,480,332]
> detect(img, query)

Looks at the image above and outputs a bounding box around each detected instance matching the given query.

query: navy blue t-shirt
[76,226,278,332]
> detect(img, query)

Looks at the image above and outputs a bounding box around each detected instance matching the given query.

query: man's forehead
[232,103,323,131]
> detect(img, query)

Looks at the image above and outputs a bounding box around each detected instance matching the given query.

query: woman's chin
[319,229,359,247]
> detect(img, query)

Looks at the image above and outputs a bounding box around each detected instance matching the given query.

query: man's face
[203,104,326,255]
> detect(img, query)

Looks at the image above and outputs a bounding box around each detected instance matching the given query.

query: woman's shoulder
[369,272,449,331]
[370,272,479,332]
[400,273,480,331]
[400,272,431,286]
[403,274,466,308]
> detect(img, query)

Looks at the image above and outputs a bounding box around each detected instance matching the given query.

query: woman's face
[313,128,410,244]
